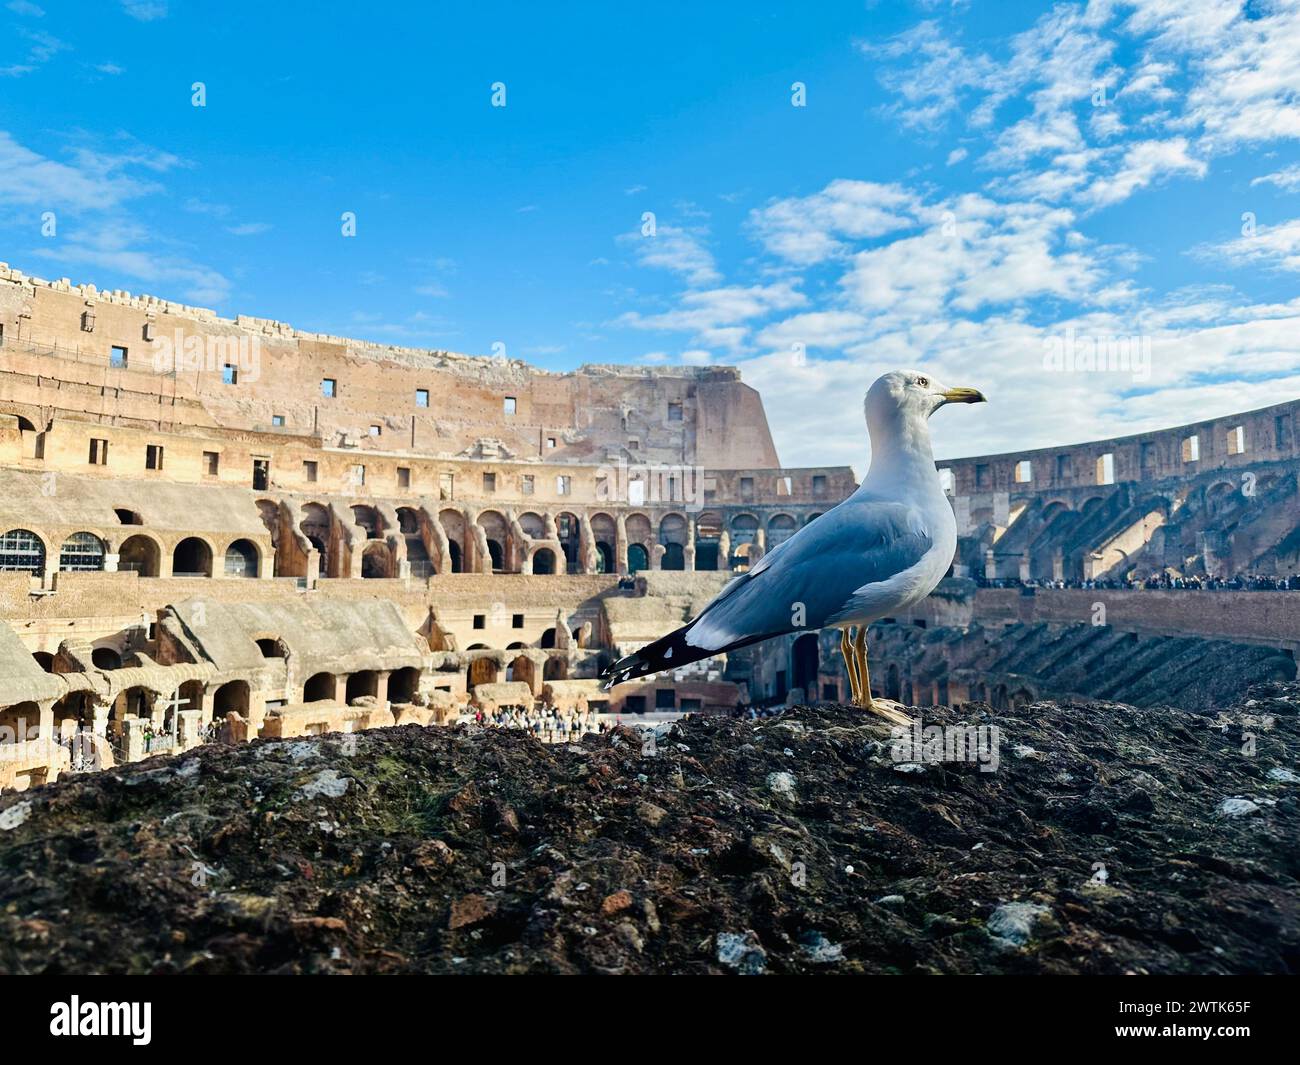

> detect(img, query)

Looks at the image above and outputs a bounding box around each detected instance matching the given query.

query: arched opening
[303,672,335,702]
[439,509,466,573]
[398,508,432,578]
[590,513,617,574]
[213,680,249,719]
[767,514,798,549]
[543,657,567,681]
[659,514,687,571]
[224,538,260,578]
[0,701,40,745]
[300,503,331,578]
[792,632,819,697]
[345,671,379,702]
[556,512,581,573]
[532,547,556,575]
[695,511,723,571]
[110,687,150,740]
[53,691,94,735]
[59,532,106,572]
[114,508,142,525]
[467,656,498,689]
[91,646,122,671]
[0,528,45,574]
[176,679,204,719]
[518,511,546,539]
[351,505,381,539]
[539,627,557,649]
[477,510,510,573]
[361,542,392,579]
[388,667,420,704]
[118,534,160,577]
[729,514,759,570]
[506,655,535,689]
[32,651,54,672]
[172,537,213,578]
[626,513,652,572]
[255,637,286,659]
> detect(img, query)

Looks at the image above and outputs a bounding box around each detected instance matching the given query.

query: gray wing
[683,492,933,653]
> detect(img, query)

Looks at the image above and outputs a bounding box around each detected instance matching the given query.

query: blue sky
[4,0,1300,470]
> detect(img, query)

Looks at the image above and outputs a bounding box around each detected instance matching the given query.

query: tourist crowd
[977,573,1300,591]
[463,704,608,744]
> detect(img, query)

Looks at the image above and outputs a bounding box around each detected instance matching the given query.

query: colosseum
[0,261,1297,791]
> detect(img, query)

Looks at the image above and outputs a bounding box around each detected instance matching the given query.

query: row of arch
[0,507,824,582]
[0,528,263,579]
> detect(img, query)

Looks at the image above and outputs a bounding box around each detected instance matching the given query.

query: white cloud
[1,28,68,77]
[868,1,1300,213]
[736,294,1300,472]
[946,147,968,165]
[618,224,718,286]
[614,280,806,352]
[1197,217,1300,273]
[120,0,167,20]
[0,131,162,211]
[0,131,228,306]
[1252,163,1300,192]
[747,179,919,265]
[32,224,231,306]
[1078,137,1206,207]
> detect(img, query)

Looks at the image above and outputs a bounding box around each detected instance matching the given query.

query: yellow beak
[942,386,986,404]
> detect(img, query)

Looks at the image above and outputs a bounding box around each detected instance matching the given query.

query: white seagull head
[866,369,986,427]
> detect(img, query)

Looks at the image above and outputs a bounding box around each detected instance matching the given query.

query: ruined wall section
[940,397,1300,497]
[0,265,780,470]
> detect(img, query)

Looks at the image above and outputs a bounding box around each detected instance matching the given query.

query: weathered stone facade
[2,261,1298,788]
[0,263,852,789]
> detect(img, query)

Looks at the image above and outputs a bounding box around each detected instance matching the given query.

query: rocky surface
[1,683,1298,975]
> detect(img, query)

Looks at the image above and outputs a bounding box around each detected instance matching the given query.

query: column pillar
[614,514,629,575]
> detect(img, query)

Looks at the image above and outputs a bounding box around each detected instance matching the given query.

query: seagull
[600,370,986,723]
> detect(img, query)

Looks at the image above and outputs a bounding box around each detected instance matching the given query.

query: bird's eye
[916,376,929,387]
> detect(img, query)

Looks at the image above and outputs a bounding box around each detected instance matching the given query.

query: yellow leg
[853,626,869,704]
[840,627,861,704]
[852,626,911,725]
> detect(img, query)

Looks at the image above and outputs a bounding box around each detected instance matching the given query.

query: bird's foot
[852,697,912,726]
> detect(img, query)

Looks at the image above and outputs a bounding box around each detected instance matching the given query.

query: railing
[0,332,176,375]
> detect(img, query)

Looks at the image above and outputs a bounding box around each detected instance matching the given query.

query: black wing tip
[600,650,657,691]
